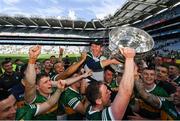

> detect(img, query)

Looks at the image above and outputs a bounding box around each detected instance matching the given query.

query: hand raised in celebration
[59,47,64,55]
[57,79,66,92]
[29,45,41,59]
[119,47,135,59]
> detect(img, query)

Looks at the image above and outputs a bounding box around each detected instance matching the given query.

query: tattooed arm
[134,79,161,109]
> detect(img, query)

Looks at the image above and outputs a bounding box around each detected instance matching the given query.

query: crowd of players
[0,40,179,120]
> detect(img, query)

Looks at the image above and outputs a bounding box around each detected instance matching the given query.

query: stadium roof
[0,16,106,31]
[101,0,179,28]
[0,0,178,31]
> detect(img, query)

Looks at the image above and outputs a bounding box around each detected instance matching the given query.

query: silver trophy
[104,26,154,72]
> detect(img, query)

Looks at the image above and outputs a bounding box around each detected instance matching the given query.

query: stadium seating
[133,4,180,58]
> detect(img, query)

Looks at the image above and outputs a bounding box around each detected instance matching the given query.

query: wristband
[28,58,37,64]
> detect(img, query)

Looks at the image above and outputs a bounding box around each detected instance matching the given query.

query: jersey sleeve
[85,54,103,71]
[67,96,81,109]
[101,107,115,120]
[15,104,38,120]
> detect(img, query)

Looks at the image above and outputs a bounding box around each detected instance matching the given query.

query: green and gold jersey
[138,84,169,119]
[16,104,37,120]
[160,98,180,120]
[59,87,84,120]
[32,92,58,120]
[86,105,114,120]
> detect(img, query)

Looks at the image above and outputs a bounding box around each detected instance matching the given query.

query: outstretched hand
[29,45,41,59]
[80,52,87,61]
[82,69,92,78]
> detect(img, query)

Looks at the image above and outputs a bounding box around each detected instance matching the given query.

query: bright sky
[0,0,127,21]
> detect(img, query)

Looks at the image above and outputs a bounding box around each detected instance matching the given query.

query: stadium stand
[133,4,180,58]
[0,45,88,55]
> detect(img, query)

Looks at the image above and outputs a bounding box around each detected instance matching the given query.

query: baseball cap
[90,39,103,46]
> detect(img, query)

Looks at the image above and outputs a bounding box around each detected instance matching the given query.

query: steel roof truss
[58,20,63,28]
[28,18,39,26]
[0,18,14,25]
[92,21,96,29]
[43,19,51,27]
[130,0,167,8]
[12,17,27,26]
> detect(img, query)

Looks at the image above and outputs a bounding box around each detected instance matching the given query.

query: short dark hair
[5,57,12,61]
[158,64,169,69]
[53,61,64,68]
[143,66,155,71]
[1,60,11,66]
[43,59,50,63]
[104,66,115,73]
[36,73,49,85]
[169,63,180,70]
[86,81,103,106]
[50,55,56,59]
[0,90,11,101]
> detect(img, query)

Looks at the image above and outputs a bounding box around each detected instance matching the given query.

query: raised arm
[100,59,120,68]
[65,70,92,86]
[36,79,65,115]
[58,47,64,62]
[55,52,87,80]
[111,47,135,120]
[24,45,41,103]
[52,70,92,87]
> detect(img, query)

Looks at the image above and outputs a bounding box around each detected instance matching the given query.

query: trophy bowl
[106,26,154,72]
